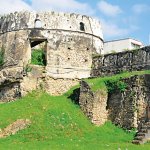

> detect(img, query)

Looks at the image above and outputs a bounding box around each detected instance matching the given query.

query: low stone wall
[79,81,108,126]
[0,67,23,102]
[91,46,150,77]
[107,75,150,129]
[79,74,150,129]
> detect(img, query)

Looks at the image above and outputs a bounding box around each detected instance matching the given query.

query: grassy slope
[1,71,150,149]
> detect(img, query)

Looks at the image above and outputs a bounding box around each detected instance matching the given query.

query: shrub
[105,79,127,93]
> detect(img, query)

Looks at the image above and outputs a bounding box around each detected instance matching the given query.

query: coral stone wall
[92,46,150,77]
[79,81,108,126]
[0,11,103,79]
[79,75,150,129]
[107,75,150,129]
[0,11,104,101]
[0,11,103,39]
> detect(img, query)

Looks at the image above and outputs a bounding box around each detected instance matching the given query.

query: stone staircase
[132,121,150,144]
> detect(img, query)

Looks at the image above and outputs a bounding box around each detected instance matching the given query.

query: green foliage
[123,48,129,51]
[0,47,4,66]
[105,80,127,93]
[31,49,46,66]
[92,53,103,58]
[110,50,117,54]
[25,64,32,73]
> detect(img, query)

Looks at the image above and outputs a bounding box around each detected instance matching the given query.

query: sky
[0,0,150,45]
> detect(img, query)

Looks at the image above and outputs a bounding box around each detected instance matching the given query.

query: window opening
[35,19,42,28]
[80,22,85,31]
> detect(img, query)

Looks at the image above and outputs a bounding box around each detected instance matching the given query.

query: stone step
[140,129,147,133]
[147,126,150,129]
[134,135,145,140]
[145,121,150,125]
[141,126,147,129]
[132,140,143,144]
[133,121,150,145]
[136,132,145,137]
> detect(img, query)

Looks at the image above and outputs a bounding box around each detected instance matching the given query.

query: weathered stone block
[79,81,108,126]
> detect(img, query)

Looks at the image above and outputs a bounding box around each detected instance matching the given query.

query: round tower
[0,11,104,100]
[0,11,103,79]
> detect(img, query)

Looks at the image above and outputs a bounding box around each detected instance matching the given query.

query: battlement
[0,11,103,39]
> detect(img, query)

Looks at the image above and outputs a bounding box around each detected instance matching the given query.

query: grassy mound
[0,90,150,150]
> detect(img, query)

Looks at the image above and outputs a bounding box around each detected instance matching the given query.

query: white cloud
[0,0,95,16]
[133,4,150,14]
[31,0,94,16]
[0,0,32,15]
[97,1,122,17]
[101,19,138,39]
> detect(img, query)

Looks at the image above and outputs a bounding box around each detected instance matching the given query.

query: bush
[31,49,46,66]
[105,79,127,93]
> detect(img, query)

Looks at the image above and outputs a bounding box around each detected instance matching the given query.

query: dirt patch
[0,119,31,138]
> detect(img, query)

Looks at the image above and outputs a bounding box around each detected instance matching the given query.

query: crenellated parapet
[0,11,103,40]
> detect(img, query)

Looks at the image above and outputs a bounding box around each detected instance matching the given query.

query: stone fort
[0,11,103,99]
[1,11,150,143]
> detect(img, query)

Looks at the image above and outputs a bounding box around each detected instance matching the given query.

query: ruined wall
[79,74,150,129]
[0,67,23,102]
[92,46,150,77]
[79,81,108,125]
[107,75,150,129]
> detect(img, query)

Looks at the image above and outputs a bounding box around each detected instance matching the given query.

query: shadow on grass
[68,88,80,105]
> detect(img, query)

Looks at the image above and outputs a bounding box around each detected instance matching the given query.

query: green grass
[31,49,46,66]
[86,70,150,92]
[0,90,150,150]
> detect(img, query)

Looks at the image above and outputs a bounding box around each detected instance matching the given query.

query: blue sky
[0,0,150,45]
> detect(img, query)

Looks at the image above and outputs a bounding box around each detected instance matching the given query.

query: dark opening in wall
[34,19,42,28]
[84,59,88,62]
[80,22,85,31]
[30,39,47,66]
